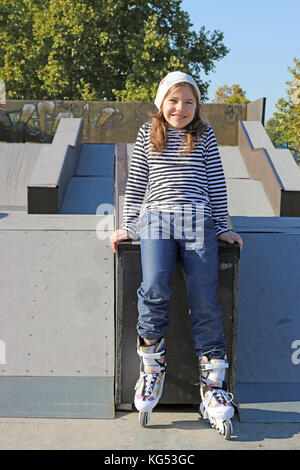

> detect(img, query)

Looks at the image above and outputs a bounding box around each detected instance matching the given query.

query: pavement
[0,410,299,450]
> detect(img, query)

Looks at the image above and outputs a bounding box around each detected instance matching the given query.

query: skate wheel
[221,421,232,440]
[139,411,149,427]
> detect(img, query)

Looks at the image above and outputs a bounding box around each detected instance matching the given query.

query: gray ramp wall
[0,214,114,418]
[232,216,300,422]
[0,143,45,212]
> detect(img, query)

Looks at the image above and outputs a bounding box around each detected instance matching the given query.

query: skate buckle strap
[144,364,166,374]
[137,349,166,360]
[201,362,228,371]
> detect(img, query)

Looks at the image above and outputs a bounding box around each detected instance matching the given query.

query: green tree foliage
[212,84,250,104]
[266,57,300,150]
[0,0,229,101]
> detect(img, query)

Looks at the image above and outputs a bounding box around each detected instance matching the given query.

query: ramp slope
[0,143,45,212]
[61,144,114,214]
[219,146,275,217]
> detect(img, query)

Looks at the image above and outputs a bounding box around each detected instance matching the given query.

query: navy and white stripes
[121,122,228,237]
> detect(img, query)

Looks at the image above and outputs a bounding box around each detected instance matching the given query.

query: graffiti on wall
[0,99,249,145]
[0,100,156,143]
[224,104,244,125]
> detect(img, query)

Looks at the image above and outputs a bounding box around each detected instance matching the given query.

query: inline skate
[199,356,235,440]
[134,336,166,426]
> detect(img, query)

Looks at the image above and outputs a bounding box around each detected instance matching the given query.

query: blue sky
[181,0,300,122]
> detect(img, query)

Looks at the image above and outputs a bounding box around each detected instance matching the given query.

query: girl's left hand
[218,230,243,250]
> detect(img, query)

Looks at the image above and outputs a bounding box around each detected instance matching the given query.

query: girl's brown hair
[149,82,208,154]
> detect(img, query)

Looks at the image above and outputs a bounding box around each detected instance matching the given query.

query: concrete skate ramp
[61,143,114,214]
[0,143,46,212]
[219,146,275,217]
[231,216,300,422]
[28,118,114,214]
[0,213,114,418]
[26,117,300,219]
[238,121,300,216]
[220,121,300,218]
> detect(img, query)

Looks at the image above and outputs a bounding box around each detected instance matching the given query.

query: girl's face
[162,84,197,129]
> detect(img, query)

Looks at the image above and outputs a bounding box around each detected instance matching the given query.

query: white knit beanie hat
[154,71,201,110]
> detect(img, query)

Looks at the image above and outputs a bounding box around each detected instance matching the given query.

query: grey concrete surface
[0,143,45,212]
[242,121,300,191]
[0,213,115,418]
[0,411,299,450]
[219,146,275,217]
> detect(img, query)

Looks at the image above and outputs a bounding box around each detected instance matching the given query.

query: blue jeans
[137,210,226,359]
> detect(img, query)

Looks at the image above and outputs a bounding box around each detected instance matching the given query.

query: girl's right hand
[110,229,130,253]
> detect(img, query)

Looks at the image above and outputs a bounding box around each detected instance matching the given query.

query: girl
[110,71,243,436]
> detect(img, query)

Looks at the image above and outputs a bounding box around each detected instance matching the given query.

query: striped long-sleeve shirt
[121,122,229,237]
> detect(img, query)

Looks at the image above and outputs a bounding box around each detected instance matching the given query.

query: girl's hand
[110,229,130,253]
[218,230,243,250]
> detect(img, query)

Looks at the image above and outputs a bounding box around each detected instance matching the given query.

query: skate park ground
[0,410,299,450]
